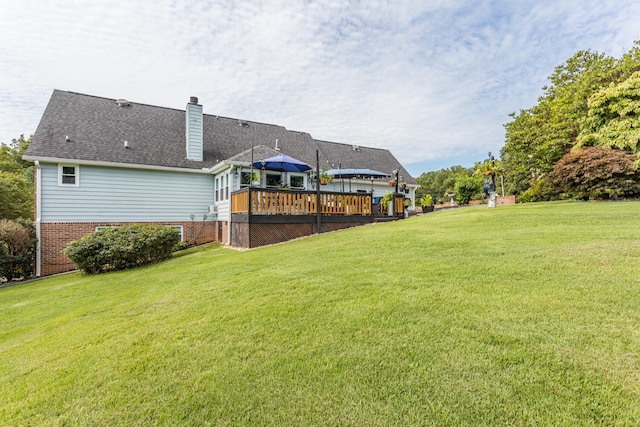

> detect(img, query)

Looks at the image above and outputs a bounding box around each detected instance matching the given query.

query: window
[290,175,304,189]
[58,164,79,186]
[216,175,228,201]
[169,225,184,241]
[241,170,259,187]
[266,173,281,187]
[240,171,252,186]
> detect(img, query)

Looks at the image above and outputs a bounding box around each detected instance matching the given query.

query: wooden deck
[231,188,377,216]
[230,188,405,249]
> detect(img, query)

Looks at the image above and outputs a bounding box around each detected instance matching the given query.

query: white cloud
[0,0,639,175]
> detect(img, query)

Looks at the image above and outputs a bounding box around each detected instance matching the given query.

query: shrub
[454,176,481,205]
[518,178,560,203]
[550,147,640,199]
[0,219,37,281]
[64,224,180,274]
[419,194,433,207]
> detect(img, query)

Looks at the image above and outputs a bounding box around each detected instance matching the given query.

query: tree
[501,108,543,195]
[454,175,481,204]
[576,71,640,155]
[502,42,640,196]
[0,134,31,172]
[0,135,34,220]
[550,147,640,199]
[415,166,473,204]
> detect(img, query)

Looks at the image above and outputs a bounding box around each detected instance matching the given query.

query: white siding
[217,201,231,222]
[40,163,214,222]
[213,169,232,222]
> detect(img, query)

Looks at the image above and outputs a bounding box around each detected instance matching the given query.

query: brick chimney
[186,96,203,161]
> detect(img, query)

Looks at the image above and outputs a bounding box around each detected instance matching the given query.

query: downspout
[34,161,42,277]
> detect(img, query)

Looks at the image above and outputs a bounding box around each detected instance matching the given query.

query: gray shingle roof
[26,90,416,184]
[225,145,281,163]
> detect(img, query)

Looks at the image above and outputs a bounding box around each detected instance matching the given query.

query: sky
[1,1,639,177]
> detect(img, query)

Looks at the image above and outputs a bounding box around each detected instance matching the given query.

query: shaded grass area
[1,201,639,425]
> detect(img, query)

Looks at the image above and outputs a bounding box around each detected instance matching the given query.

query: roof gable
[26,90,415,184]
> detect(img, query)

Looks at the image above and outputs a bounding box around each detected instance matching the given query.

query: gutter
[22,156,212,174]
[34,161,42,277]
[206,160,250,174]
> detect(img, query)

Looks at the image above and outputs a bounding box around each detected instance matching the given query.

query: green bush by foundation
[63,224,180,274]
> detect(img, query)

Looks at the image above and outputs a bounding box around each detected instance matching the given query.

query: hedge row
[64,224,180,274]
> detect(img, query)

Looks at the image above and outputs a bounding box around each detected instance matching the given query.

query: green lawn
[1,201,639,425]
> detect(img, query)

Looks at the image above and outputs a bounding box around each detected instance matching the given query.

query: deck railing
[231,188,374,216]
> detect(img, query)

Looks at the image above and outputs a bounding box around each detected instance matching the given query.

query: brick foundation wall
[39,221,218,277]
[231,219,374,249]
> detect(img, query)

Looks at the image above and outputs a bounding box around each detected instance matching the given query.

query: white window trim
[171,225,184,241]
[58,164,79,186]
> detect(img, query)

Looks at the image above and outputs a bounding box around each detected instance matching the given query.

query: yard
[1,201,639,425]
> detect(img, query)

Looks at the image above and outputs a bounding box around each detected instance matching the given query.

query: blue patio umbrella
[252,154,312,172]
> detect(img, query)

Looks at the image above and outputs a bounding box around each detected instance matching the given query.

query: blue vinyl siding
[40,163,214,222]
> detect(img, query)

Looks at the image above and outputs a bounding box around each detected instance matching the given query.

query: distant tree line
[415,165,473,205]
[415,160,504,206]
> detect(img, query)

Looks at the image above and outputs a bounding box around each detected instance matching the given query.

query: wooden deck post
[316,149,321,233]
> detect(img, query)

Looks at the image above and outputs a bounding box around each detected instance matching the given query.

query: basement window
[58,164,79,186]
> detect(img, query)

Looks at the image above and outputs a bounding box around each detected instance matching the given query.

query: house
[24,90,418,276]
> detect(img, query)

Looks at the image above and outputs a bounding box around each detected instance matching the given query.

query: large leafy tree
[502,42,640,196]
[576,71,640,155]
[0,135,34,220]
